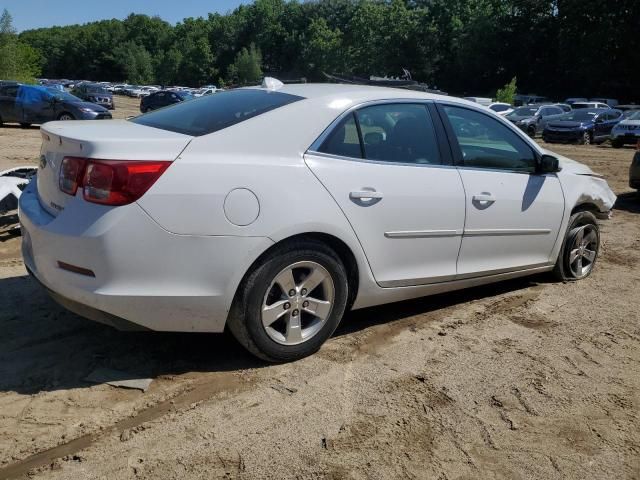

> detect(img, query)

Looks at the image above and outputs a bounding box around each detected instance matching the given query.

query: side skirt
[351,264,554,310]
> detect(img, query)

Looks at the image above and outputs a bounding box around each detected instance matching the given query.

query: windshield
[46,88,82,102]
[490,104,510,112]
[558,111,597,122]
[131,89,304,136]
[623,110,640,120]
[176,91,193,100]
[508,107,538,117]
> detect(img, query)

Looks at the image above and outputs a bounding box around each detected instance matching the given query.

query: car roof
[253,83,450,104]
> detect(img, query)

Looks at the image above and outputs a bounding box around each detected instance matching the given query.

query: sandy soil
[0,97,638,480]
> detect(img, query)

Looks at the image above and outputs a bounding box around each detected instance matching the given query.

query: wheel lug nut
[288,289,296,297]
[301,288,307,296]
[283,302,291,310]
[303,301,309,308]
[292,309,299,317]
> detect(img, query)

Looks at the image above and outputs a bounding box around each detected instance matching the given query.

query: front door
[439,104,564,277]
[305,102,466,287]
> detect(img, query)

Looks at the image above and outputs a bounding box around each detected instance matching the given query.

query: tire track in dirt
[0,372,253,480]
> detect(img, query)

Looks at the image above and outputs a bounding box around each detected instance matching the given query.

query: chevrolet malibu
[19,83,616,362]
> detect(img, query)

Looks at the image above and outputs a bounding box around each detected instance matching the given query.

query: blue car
[0,84,112,127]
[542,108,623,145]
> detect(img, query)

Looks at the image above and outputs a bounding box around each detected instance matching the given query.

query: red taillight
[59,157,170,206]
[59,157,87,195]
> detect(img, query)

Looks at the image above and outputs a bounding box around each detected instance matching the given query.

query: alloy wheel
[261,261,335,346]
[568,225,598,278]
[59,114,73,121]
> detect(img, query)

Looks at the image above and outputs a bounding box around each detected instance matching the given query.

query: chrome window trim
[306,150,457,170]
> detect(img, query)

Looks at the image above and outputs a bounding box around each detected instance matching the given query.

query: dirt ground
[0,96,639,480]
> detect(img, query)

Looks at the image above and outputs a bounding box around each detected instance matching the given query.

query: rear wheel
[580,131,592,145]
[228,240,349,362]
[527,125,536,138]
[58,113,74,121]
[553,211,600,281]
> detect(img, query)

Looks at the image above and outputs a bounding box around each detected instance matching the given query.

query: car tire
[580,131,592,145]
[58,113,75,121]
[611,138,623,149]
[19,123,31,128]
[227,239,349,362]
[527,126,536,138]
[553,211,600,282]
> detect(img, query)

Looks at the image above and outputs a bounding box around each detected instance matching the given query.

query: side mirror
[539,154,560,174]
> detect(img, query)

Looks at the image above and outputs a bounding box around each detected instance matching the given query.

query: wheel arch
[571,202,601,216]
[231,232,360,315]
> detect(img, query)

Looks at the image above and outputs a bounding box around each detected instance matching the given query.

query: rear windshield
[131,89,304,136]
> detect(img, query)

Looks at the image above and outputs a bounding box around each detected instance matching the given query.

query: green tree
[0,9,40,83]
[113,41,154,84]
[229,43,262,85]
[495,76,517,104]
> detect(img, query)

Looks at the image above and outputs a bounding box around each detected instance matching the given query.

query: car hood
[543,149,617,211]
[64,101,109,112]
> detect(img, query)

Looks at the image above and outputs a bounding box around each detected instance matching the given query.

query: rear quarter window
[131,89,304,136]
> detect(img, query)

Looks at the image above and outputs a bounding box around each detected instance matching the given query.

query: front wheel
[58,113,74,121]
[580,131,592,145]
[553,211,600,281]
[527,126,536,138]
[227,240,349,362]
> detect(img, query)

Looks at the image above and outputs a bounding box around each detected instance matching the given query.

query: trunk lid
[37,120,192,216]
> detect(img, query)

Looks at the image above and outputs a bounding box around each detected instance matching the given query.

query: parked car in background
[590,98,619,107]
[464,97,492,106]
[71,83,114,110]
[488,102,513,116]
[19,83,616,362]
[543,108,622,145]
[611,110,640,148]
[140,90,194,112]
[514,94,549,106]
[123,85,143,97]
[564,98,588,105]
[0,85,111,126]
[506,104,565,137]
[554,103,572,113]
[630,143,640,191]
[194,87,218,97]
[572,101,610,110]
[617,104,640,112]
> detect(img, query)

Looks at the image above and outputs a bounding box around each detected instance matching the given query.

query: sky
[2,0,250,32]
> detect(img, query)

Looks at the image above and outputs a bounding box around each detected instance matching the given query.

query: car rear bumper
[19,180,273,332]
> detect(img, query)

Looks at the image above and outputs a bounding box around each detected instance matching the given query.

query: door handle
[472,193,496,203]
[349,190,383,205]
[350,190,383,200]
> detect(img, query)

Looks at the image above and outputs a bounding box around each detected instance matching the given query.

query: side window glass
[318,113,362,159]
[443,105,536,173]
[356,103,441,165]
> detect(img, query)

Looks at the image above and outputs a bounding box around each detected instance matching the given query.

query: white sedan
[20,82,616,362]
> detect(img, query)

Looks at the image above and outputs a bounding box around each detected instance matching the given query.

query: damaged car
[20,81,616,362]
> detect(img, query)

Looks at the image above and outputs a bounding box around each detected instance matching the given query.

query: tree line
[5,0,640,100]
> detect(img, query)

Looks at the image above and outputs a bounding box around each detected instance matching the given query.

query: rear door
[438,103,564,277]
[305,102,466,287]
